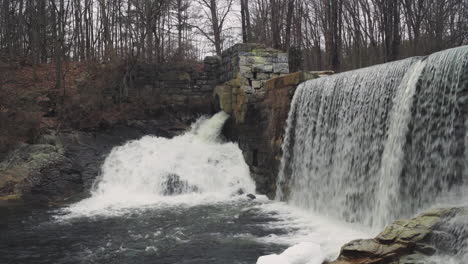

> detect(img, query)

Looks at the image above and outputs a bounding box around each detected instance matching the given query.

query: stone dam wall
[108,43,329,197]
[213,43,333,197]
[103,56,221,114]
[220,72,324,197]
[0,43,332,202]
[115,43,326,198]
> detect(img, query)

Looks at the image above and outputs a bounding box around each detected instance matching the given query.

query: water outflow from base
[65,112,255,216]
[277,46,468,229]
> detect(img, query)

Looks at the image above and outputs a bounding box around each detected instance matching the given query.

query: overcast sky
[190,0,243,58]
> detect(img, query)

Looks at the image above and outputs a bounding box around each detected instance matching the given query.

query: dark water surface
[0,201,289,264]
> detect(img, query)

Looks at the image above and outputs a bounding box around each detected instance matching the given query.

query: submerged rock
[329,207,467,264]
[162,174,199,195]
[247,193,256,200]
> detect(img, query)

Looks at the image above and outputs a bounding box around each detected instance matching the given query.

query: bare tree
[240,0,252,43]
[0,0,466,71]
[193,0,234,56]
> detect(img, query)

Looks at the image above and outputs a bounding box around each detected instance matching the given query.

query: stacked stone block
[220,43,289,94]
[221,72,324,197]
[128,56,220,112]
[212,43,335,197]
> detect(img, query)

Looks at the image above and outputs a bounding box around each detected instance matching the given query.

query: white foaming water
[276,58,417,227]
[255,202,371,264]
[60,111,367,264]
[62,112,255,217]
[373,60,427,228]
[277,46,468,228]
[257,242,323,264]
[270,46,468,264]
[55,48,468,264]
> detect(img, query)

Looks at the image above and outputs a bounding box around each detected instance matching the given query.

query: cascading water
[64,111,255,216]
[277,46,468,230]
[276,57,418,226]
[7,49,465,264]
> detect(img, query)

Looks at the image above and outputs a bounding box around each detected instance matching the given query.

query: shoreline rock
[0,116,190,205]
[328,207,467,264]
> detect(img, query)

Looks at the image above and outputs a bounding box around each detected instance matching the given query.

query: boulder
[0,116,190,204]
[162,174,198,195]
[0,135,77,201]
[329,207,467,264]
[247,193,256,200]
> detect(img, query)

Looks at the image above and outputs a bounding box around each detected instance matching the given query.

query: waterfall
[277,46,468,229]
[65,112,255,216]
[373,60,427,226]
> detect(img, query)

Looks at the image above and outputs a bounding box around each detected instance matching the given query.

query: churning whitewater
[55,111,369,264]
[48,47,467,264]
[274,46,468,263]
[63,112,255,217]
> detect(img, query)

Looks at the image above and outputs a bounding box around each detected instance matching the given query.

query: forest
[1,2,468,264]
[0,0,467,73]
[0,0,468,153]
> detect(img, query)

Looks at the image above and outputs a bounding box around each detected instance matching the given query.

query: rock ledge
[329,207,467,264]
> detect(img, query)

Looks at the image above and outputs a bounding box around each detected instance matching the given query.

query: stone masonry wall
[221,72,324,197]
[214,44,289,121]
[124,56,220,113]
[213,43,333,197]
[220,43,289,95]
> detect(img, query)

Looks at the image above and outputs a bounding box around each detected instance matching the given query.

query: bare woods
[0,0,467,72]
[0,0,467,153]
[247,0,468,71]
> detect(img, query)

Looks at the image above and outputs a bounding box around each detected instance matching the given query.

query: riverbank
[0,113,193,205]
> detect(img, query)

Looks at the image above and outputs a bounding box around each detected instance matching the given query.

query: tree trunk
[270,0,281,49]
[284,0,295,50]
[209,0,222,56]
[241,0,252,43]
